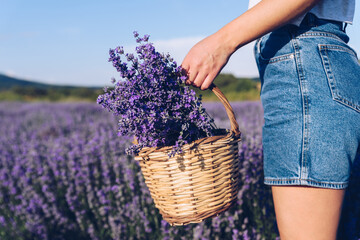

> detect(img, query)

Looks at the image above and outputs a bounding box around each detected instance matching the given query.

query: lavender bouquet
[97,32,217,156]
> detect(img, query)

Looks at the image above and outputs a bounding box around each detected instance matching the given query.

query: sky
[1,0,359,87]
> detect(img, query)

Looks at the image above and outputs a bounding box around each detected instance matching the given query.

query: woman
[182,0,359,239]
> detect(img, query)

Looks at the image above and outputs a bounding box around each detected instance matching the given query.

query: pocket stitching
[319,44,360,113]
[259,53,295,64]
[319,44,358,58]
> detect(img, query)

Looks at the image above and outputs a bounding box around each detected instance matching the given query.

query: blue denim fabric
[254,13,360,189]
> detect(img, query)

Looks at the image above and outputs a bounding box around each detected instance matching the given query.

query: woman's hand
[181,0,320,91]
[181,32,235,90]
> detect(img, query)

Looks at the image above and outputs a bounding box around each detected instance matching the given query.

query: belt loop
[343,23,348,33]
[307,13,317,27]
[308,13,313,25]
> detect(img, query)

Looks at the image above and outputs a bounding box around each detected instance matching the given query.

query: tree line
[0,74,260,102]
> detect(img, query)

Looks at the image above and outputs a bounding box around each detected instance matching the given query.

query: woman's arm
[181,0,320,90]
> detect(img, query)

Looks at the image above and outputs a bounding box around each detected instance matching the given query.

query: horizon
[0,71,260,89]
[1,1,359,87]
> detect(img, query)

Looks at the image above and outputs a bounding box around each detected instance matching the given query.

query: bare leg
[272,186,345,240]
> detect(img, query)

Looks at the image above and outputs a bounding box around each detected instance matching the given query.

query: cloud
[153,36,204,62]
[3,70,16,77]
[152,36,259,78]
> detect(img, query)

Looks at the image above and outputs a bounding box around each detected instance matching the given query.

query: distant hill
[0,74,54,90]
[0,73,102,102]
[0,74,97,90]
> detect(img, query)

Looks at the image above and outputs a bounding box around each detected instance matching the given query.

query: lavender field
[0,102,359,240]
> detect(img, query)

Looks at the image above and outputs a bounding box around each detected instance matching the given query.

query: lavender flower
[0,101,359,239]
[97,31,216,156]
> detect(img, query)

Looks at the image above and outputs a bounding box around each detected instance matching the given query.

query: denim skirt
[254,13,360,189]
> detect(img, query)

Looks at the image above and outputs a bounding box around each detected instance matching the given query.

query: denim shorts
[254,13,360,189]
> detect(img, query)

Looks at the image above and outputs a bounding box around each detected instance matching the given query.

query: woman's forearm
[219,0,321,53]
[182,0,321,90]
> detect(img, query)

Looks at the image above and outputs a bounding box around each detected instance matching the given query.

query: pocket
[319,44,360,113]
[257,30,294,64]
[255,31,295,86]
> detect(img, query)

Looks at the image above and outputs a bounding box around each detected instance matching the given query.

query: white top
[248,0,355,26]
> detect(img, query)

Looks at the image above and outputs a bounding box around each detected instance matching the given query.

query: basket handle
[209,84,240,136]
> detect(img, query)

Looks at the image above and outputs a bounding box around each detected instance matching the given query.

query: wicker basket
[134,85,241,226]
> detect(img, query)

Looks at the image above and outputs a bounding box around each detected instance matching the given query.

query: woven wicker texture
[134,85,241,225]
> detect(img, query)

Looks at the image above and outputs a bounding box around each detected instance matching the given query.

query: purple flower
[2,96,358,239]
[0,216,5,226]
[97,32,217,156]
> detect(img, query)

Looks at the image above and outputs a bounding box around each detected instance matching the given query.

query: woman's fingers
[183,65,218,90]
[192,71,208,88]
[201,72,218,90]
[183,65,210,90]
